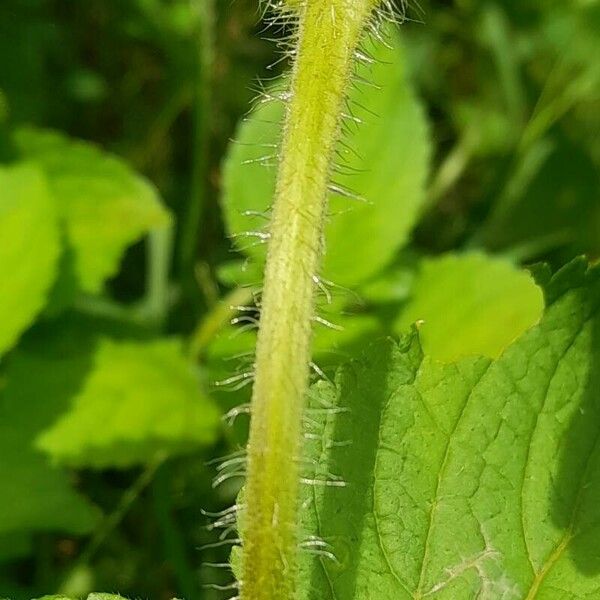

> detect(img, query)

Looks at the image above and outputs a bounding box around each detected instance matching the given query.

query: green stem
[145,223,174,327]
[180,0,215,290]
[59,456,165,595]
[74,223,173,330]
[152,462,200,599]
[241,2,379,598]
[426,130,476,210]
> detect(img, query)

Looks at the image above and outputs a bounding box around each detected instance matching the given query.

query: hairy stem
[241,1,379,598]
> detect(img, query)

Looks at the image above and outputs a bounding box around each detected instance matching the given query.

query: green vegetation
[0,0,598,599]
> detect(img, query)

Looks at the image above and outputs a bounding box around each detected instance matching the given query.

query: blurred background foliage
[0,0,598,598]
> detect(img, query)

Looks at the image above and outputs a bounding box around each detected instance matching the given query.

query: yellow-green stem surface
[241,1,380,598]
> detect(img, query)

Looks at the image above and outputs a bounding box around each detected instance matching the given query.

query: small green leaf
[13,127,171,293]
[0,163,60,355]
[222,30,430,287]
[394,252,544,361]
[300,258,600,598]
[37,337,221,468]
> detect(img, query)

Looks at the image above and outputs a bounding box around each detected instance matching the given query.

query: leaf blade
[13,127,171,293]
[394,252,544,361]
[0,163,60,355]
[36,336,221,468]
[301,259,600,599]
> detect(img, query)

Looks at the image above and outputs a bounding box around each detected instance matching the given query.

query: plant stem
[145,223,174,327]
[153,462,200,599]
[180,0,215,298]
[241,2,379,598]
[59,456,165,595]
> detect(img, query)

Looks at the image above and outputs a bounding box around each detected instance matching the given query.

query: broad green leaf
[222,30,430,287]
[13,127,171,293]
[0,163,60,355]
[300,258,600,598]
[394,253,544,361]
[36,336,221,468]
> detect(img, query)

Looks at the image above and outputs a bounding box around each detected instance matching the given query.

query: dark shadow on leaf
[3,312,149,443]
[550,266,600,575]
[3,315,98,441]
[305,335,418,598]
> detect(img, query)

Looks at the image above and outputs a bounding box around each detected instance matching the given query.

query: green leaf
[0,163,60,355]
[300,259,600,598]
[13,127,171,293]
[222,30,430,287]
[36,336,221,468]
[394,252,544,361]
[0,316,219,548]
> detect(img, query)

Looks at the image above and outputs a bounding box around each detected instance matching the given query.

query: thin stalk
[73,223,173,330]
[145,223,174,327]
[180,0,215,293]
[152,462,200,599]
[59,456,165,595]
[241,2,380,598]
